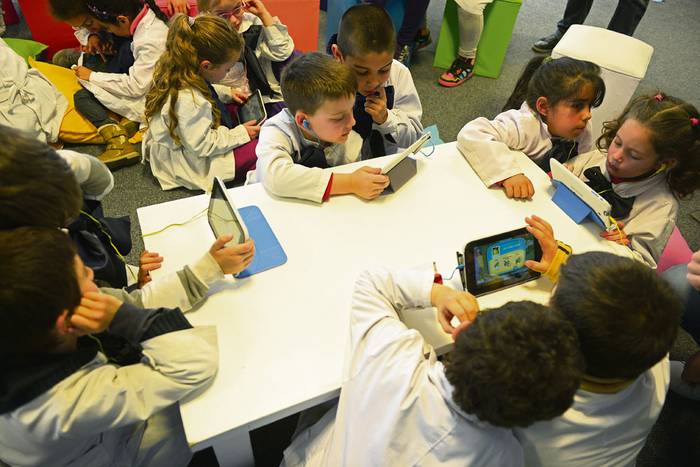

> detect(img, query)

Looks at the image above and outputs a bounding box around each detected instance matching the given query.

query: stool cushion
[2,38,48,62]
[657,227,693,274]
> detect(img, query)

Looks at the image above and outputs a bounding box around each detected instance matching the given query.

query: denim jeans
[557,0,650,36]
[662,264,700,345]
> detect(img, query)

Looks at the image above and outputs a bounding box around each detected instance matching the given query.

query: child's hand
[167,0,189,14]
[74,65,93,81]
[210,236,255,275]
[600,220,630,246]
[350,166,390,199]
[242,120,261,139]
[564,163,574,172]
[365,87,388,125]
[524,215,557,273]
[502,174,534,199]
[69,292,123,335]
[687,250,700,291]
[231,89,249,104]
[245,0,274,26]
[138,251,163,287]
[431,284,479,337]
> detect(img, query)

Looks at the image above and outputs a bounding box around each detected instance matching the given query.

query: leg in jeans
[395,0,431,47]
[556,0,593,33]
[662,264,700,345]
[607,0,649,35]
[74,89,116,128]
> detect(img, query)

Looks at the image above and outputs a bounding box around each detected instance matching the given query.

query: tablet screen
[208,179,245,246]
[465,228,541,296]
[238,90,266,125]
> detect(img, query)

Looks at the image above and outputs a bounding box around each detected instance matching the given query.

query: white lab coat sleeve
[255,122,331,203]
[375,62,423,149]
[23,325,218,439]
[57,149,114,201]
[348,268,433,376]
[457,111,546,187]
[622,199,676,269]
[257,17,295,61]
[212,83,235,104]
[175,90,251,158]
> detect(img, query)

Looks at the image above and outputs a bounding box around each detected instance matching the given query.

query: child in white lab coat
[457,56,605,199]
[70,0,170,168]
[143,14,258,191]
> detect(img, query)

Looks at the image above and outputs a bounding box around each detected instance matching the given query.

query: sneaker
[396,44,414,67]
[414,27,432,50]
[438,56,474,88]
[532,29,565,53]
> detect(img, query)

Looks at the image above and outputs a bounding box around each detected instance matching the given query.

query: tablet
[463,228,542,296]
[550,159,613,230]
[381,132,431,174]
[237,89,267,125]
[208,177,250,247]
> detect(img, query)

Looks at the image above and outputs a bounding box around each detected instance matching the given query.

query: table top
[137,142,630,449]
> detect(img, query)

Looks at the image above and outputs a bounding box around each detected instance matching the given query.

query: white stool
[552,25,654,137]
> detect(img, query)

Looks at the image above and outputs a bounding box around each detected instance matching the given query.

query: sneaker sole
[101,151,141,171]
[531,44,555,54]
[438,72,474,88]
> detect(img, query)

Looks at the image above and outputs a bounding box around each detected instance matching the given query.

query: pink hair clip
[654,93,664,102]
[691,117,699,127]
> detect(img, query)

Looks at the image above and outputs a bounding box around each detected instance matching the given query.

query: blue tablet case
[237,205,287,278]
[551,181,607,230]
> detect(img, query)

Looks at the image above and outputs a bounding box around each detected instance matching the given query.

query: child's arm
[246,1,295,62]
[57,149,114,201]
[457,110,549,188]
[371,64,423,151]
[102,236,255,311]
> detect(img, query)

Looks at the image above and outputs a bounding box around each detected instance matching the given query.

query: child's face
[74,255,99,296]
[200,55,240,83]
[300,95,356,144]
[606,118,660,178]
[539,86,594,140]
[210,0,247,30]
[340,51,393,97]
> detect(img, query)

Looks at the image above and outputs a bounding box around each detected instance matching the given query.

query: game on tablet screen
[472,234,537,287]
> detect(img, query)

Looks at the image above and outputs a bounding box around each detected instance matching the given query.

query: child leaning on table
[565,93,700,268]
[457,56,605,199]
[253,52,390,203]
[510,215,682,467]
[328,3,423,158]
[0,227,228,467]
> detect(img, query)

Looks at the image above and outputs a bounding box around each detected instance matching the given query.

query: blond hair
[144,14,243,145]
[281,52,357,115]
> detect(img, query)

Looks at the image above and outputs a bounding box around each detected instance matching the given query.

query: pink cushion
[657,226,693,273]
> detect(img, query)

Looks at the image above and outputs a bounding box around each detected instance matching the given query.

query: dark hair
[337,3,396,57]
[445,301,583,428]
[0,126,82,229]
[503,56,605,114]
[281,52,357,115]
[49,0,88,21]
[0,228,81,355]
[552,252,681,379]
[85,0,169,24]
[597,93,700,198]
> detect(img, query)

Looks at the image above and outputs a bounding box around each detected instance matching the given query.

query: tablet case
[236,205,287,278]
[551,181,608,230]
[383,156,417,194]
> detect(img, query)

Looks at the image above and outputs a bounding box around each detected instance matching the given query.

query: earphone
[302,119,310,129]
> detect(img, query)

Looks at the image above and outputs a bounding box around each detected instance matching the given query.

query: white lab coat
[57,149,114,201]
[568,149,677,268]
[0,39,67,143]
[252,109,363,203]
[457,102,594,187]
[78,9,167,123]
[283,268,524,467]
[213,13,294,104]
[143,88,250,191]
[515,357,669,467]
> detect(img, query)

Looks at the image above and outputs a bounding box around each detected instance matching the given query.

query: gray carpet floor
[4,0,700,464]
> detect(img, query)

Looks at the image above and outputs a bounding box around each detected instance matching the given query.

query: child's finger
[212,235,235,250]
[528,215,554,235]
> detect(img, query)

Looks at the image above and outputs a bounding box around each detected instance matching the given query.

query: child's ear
[55,310,73,336]
[535,96,550,118]
[199,60,212,72]
[330,44,345,63]
[294,112,309,129]
[116,15,130,26]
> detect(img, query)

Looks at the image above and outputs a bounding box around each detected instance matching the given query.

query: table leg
[210,430,254,467]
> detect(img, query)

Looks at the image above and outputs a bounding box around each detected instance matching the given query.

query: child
[282,267,584,465]
[438,0,490,87]
[0,227,219,467]
[254,52,390,203]
[457,56,605,199]
[71,0,170,168]
[143,14,257,191]
[197,0,294,117]
[514,215,682,466]
[567,93,700,268]
[329,4,423,158]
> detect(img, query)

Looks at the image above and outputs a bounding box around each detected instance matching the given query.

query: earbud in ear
[302,119,310,129]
